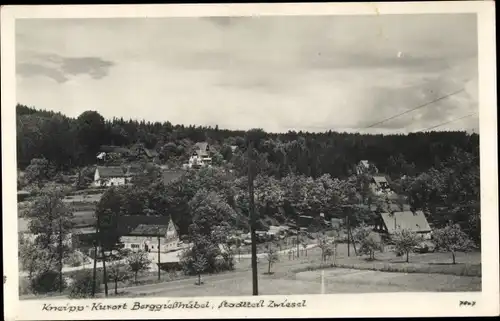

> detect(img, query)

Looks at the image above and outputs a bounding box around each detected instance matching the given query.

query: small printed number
[459,301,476,307]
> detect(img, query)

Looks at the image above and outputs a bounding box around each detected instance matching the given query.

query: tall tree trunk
[268,261,271,274]
[114,279,118,295]
[198,274,201,285]
[406,251,409,263]
[135,271,138,284]
[452,251,456,264]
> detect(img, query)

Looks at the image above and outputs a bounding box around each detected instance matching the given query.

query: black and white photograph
[2,2,498,319]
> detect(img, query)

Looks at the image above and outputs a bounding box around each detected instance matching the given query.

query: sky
[16,14,479,134]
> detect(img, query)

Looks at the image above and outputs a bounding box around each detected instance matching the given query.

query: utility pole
[97,212,108,297]
[92,240,97,297]
[157,229,161,281]
[58,217,63,293]
[248,141,258,296]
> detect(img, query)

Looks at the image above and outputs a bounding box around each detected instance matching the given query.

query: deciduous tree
[432,224,474,264]
[392,228,423,263]
[126,251,151,284]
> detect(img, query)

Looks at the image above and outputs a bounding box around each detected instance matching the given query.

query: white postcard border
[1,2,498,320]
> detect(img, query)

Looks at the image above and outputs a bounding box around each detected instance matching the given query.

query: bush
[64,252,90,267]
[68,270,102,299]
[30,270,64,294]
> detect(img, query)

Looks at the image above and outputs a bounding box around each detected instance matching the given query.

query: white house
[121,217,180,253]
[93,166,131,187]
[187,142,212,169]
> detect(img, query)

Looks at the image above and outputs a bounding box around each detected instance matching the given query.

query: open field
[20,243,481,300]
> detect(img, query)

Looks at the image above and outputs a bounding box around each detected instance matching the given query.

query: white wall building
[121,218,180,253]
[186,142,212,169]
[93,166,131,187]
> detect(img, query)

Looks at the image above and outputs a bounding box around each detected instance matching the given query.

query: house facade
[375,210,432,240]
[120,217,180,253]
[187,142,212,168]
[93,166,131,187]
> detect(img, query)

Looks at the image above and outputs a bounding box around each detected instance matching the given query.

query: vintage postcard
[1,2,498,320]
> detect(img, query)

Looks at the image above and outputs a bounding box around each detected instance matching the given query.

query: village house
[369,175,395,196]
[187,142,212,169]
[93,165,148,187]
[120,216,180,253]
[374,210,432,240]
[93,166,129,187]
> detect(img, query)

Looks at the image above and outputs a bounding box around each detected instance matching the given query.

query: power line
[419,112,478,132]
[364,88,466,129]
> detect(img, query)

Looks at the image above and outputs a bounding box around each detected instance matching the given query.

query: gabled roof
[129,224,169,236]
[360,160,370,168]
[372,175,389,185]
[162,170,185,185]
[380,211,431,234]
[100,145,131,154]
[194,142,209,151]
[127,165,145,176]
[118,215,173,235]
[97,166,127,178]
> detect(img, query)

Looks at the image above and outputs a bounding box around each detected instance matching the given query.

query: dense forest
[16,104,479,180]
[17,104,481,244]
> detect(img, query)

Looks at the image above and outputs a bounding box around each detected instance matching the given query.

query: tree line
[17,104,479,180]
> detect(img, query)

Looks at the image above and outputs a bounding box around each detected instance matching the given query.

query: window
[131,244,139,249]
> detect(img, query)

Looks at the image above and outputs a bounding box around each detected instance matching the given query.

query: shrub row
[293,262,481,277]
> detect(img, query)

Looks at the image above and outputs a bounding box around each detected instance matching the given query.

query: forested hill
[16,104,479,179]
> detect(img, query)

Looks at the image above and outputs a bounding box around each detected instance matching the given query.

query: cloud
[15,15,478,134]
[17,51,114,83]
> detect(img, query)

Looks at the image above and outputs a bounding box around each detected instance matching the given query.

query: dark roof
[100,145,131,154]
[380,211,431,234]
[118,215,171,235]
[97,166,127,178]
[129,224,169,236]
[127,165,145,175]
[162,170,185,185]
